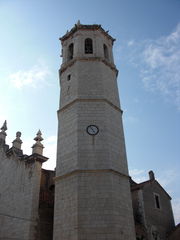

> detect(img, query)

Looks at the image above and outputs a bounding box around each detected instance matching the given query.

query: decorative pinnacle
[77,20,81,26]
[34,130,43,142]
[16,131,21,138]
[1,120,7,132]
[12,131,23,150]
[0,121,7,143]
[32,130,44,155]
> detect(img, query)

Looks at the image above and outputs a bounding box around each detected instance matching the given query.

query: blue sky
[0,0,179,223]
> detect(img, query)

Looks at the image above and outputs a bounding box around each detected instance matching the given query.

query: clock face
[86,125,99,135]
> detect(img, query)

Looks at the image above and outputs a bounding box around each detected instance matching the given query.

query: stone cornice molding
[60,24,115,43]
[58,98,123,114]
[54,168,129,182]
[60,57,118,76]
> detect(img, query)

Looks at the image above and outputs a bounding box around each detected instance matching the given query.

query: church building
[0,22,178,240]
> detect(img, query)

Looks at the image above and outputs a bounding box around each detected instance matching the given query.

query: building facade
[0,127,48,240]
[131,171,175,240]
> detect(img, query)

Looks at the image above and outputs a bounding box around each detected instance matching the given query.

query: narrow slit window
[67,74,71,81]
[68,43,74,61]
[154,194,161,209]
[85,38,93,54]
[103,44,109,60]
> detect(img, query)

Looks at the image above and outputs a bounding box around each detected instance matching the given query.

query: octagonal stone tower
[53,22,136,240]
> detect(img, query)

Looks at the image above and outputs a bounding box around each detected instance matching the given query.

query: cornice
[60,57,118,76]
[54,168,129,182]
[57,98,123,114]
[60,24,115,43]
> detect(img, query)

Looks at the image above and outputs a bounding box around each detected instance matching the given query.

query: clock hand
[90,126,95,133]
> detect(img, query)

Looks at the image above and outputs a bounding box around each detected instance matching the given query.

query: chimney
[149,170,155,181]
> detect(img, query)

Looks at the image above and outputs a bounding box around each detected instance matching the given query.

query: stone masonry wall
[142,181,175,240]
[0,147,42,240]
[54,171,136,240]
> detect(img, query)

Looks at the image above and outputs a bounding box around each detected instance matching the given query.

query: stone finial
[0,120,7,143]
[77,20,81,26]
[149,170,155,181]
[12,131,23,150]
[1,120,7,132]
[32,130,44,155]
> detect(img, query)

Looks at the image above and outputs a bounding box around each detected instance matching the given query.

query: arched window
[103,44,109,60]
[68,43,74,61]
[85,38,93,54]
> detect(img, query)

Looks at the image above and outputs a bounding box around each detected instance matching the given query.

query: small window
[85,38,93,54]
[154,193,161,209]
[67,74,71,81]
[103,44,109,60]
[60,49,63,57]
[68,43,74,61]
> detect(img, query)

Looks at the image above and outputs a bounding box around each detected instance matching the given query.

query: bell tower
[53,22,136,240]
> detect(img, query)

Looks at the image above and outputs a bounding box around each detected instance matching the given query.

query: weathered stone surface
[0,144,42,239]
[131,176,175,239]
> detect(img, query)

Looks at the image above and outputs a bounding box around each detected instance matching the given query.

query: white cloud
[129,168,147,183]
[156,169,178,189]
[127,40,135,46]
[125,23,180,110]
[9,62,51,89]
[129,169,145,176]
